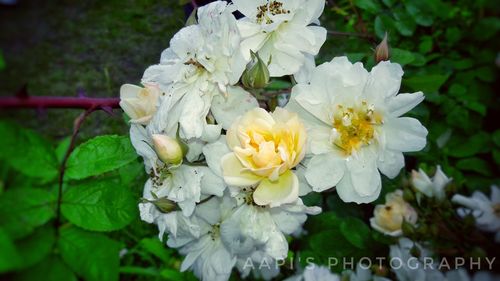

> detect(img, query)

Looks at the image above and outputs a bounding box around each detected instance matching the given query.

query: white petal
[203,136,231,177]
[347,154,382,198]
[211,86,259,130]
[386,92,425,117]
[336,171,381,204]
[383,117,428,152]
[305,152,346,192]
[365,61,404,99]
[377,149,405,179]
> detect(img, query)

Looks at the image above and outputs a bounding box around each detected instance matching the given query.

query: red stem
[0,96,120,109]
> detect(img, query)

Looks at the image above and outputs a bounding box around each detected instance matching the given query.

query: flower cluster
[120,1,433,280]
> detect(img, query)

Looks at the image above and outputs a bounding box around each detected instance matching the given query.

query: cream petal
[253,170,299,207]
[221,153,262,186]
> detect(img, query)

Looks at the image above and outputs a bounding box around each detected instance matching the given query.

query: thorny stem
[54,107,96,236]
[0,96,120,109]
[190,0,198,9]
[327,30,375,41]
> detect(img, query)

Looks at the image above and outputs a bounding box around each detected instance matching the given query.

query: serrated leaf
[59,226,121,281]
[14,255,77,281]
[340,218,372,249]
[0,121,59,182]
[61,177,136,231]
[0,227,21,273]
[15,225,56,270]
[0,188,55,239]
[65,135,138,180]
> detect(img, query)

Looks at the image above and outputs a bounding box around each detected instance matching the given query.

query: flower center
[256,1,290,24]
[332,101,382,155]
[209,223,220,241]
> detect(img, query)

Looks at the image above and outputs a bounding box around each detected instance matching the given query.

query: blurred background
[0,0,499,280]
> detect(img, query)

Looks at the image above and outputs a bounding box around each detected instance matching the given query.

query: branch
[54,107,96,236]
[0,96,120,110]
[327,30,375,40]
[190,0,198,9]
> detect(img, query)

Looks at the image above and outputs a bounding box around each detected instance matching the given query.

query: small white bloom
[370,190,418,237]
[119,83,160,125]
[168,195,237,281]
[389,237,440,281]
[452,185,500,240]
[233,0,327,77]
[411,166,451,201]
[142,2,256,140]
[132,124,225,217]
[285,264,340,281]
[287,57,428,203]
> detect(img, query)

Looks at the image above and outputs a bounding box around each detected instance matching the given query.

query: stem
[54,107,96,236]
[327,30,375,40]
[190,0,198,9]
[0,96,120,109]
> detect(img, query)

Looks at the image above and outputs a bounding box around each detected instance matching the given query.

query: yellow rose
[221,107,306,207]
[119,84,160,125]
[370,190,418,236]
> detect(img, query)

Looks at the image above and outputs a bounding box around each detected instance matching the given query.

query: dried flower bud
[152,134,184,165]
[375,32,390,63]
[141,197,178,213]
[241,51,270,89]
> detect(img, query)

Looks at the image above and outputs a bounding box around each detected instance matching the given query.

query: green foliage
[14,255,77,281]
[0,227,21,273]
[65,135,138,180]
[0,50,5,71]
[61,177,137,231]
[58,226,121,281]
[0,188,56,239]
[0,121,59,182]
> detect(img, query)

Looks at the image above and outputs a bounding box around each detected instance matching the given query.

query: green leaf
[65,135,138,180]
[339,218,372,249]
[493,130,500,147]
[0,50,5,71]
[0,227,21,273]
[390,48,415,66]
[14,255,77,281]
[0,188,55,239]
[265,80,292,91]
[353,0,381,13]
[59,226,121,281]
[404,74,450,93]
[15,225,56,270]
[61,177,136,232]
[55,137,72,164]
[456,157,492,176]
[0,121,59,182]
[393,9,416,36]
[446,132,490,158]
[374,15,396,39]
[405,0,435,26]
[139,237,172,264]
